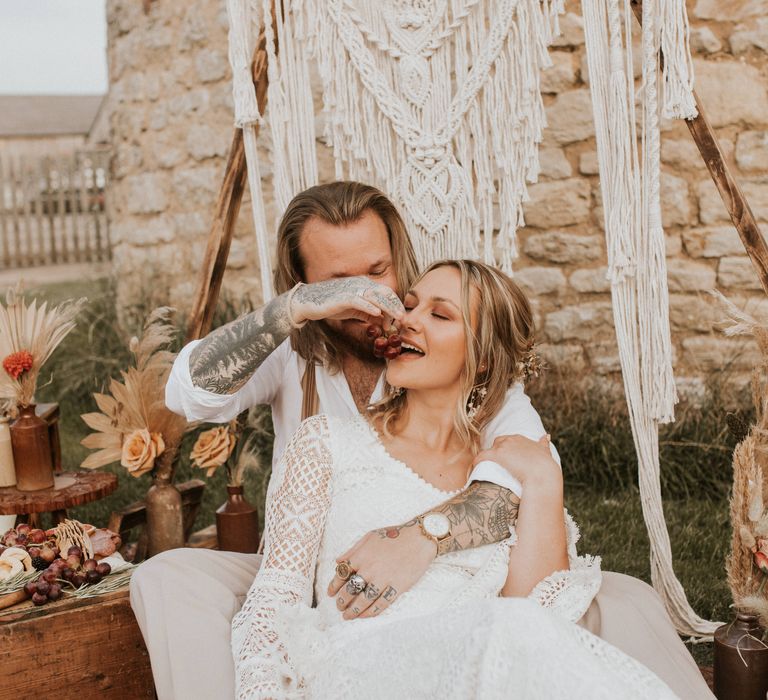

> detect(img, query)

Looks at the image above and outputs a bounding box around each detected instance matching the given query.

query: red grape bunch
[367,324,402,360]
[23,546,112,607]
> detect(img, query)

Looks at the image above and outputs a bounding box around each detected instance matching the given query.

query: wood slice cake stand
[0,471,118,526]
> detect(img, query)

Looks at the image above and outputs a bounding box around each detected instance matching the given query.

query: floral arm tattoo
[375,482,519,554]
[189,292,294,395]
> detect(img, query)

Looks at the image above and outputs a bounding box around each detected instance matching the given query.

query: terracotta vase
[10,404,54,491]
[145,473,184,557]
[713,611,768,700]
[216,485,260,553]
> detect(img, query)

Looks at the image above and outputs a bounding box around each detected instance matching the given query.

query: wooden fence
[0,150,111,269]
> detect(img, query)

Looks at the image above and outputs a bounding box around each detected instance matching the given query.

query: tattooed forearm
[189,292,294,394]
[434,482,519,555]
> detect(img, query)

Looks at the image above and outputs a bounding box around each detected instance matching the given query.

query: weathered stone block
[661,140,701,169]
[129,215,178,246]
[541,52,576,94]
[735,131,768,171]
[569,267,610,294]
[717,256,762,290]
[174,212,209,238]
[666,259,716,292]
[172,165,221,205]
[730,18,768,54]
[666,233,682,257]
[543,302,614,342]
[195,49,229,83]
[586,342,622,375]
[186,124,230,161]
[579,151,599,175]
[660,172,692,227]
[523,179,591,228]
[681,336,759,371]
[545,90,595,145]
[682,225,744,258]
[690,26,722,54]
[669,294,721,333]
[693,59,768,128]
[696,180,729,225]
[124,173,169,214]
[524,231,604,264]
[694,0,764,21]
[513,266,566,296]
[551,13,585,47]
[536,343,585,371]
[537,148,572,179]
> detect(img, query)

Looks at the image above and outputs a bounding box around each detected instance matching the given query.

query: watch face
[423,513,450,539]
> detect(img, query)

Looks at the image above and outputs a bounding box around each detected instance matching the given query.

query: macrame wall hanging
[226,0,718,638]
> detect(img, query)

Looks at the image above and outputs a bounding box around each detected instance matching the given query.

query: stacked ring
[346,573,367,595]
[335,561,354,581]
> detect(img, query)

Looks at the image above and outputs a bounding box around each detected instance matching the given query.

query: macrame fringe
[583,0,718,638]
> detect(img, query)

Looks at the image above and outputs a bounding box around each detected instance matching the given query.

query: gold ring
[335,560,354,581]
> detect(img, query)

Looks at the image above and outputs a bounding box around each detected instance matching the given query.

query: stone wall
[106,0,768,392]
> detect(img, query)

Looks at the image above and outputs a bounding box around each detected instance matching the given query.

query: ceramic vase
[216,485,260,553]
[713,611,768,700]
[10,404,54,491]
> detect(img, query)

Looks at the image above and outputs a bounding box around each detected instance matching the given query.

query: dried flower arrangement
[80,307,190,480]
[190,409,265,487]
[716,292,768,626]
[0,286,85,410]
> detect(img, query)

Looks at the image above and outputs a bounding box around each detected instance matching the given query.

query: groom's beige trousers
[130,549,714,700]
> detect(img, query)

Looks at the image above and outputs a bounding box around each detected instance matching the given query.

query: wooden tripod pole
[185,24,272,342]
[629,0,768,296]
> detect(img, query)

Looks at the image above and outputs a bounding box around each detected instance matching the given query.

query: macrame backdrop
[225,0,719,637]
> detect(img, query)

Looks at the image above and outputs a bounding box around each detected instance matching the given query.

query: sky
[0,0,108,95]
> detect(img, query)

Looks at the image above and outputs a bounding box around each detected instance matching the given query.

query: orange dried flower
[2,350,33,380]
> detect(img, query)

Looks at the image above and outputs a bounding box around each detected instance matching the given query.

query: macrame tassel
[583,0,719,639]
[658,0,697,119]
[226,0,262,127]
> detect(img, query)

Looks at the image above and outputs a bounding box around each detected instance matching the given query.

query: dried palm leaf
[0,285,86,406]
[80,307,191,478]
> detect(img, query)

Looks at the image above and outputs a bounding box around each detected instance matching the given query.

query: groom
[131,181,698,700]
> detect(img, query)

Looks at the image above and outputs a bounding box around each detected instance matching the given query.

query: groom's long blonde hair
[370,259,535,451]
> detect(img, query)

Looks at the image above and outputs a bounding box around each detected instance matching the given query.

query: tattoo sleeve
[434,482,519,555]
[188,292,294,394]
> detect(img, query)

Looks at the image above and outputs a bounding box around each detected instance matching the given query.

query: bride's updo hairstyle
[371,259,536,451]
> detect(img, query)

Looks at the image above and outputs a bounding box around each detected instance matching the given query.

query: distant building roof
[0,94,106,137]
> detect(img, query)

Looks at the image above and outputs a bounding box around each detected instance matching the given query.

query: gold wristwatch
[417,512,453,555]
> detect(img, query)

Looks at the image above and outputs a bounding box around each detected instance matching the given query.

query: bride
[231,260,699,699]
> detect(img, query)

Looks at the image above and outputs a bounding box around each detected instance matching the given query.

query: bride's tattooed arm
[188,277,405,394]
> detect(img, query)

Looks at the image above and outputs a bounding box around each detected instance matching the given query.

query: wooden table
[0,581,155,698]
[0,471,118,526]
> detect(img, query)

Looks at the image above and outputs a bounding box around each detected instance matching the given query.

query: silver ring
[346,573,366,595]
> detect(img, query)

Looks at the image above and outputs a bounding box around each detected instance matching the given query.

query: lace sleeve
[231,415,333,699]
[527,509,602,623]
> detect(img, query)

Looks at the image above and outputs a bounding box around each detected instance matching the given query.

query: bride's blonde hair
[369,259,536,451]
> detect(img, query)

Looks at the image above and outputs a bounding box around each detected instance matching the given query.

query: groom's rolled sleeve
[165,338,288,423]
[467,382,561,490]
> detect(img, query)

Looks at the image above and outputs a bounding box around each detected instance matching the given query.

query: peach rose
[121,428,165,478]
[190,426,236,477]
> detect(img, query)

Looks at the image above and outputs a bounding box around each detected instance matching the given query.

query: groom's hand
[327,519,436,621]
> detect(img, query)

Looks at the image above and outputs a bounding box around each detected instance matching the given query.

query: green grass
[21,276,742,667]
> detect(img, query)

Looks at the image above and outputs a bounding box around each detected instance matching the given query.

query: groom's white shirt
[166,338,559,495]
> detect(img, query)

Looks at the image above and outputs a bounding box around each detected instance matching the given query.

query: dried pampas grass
[0,285,85,408]
[715,291,768,625]
[80,307,190,480]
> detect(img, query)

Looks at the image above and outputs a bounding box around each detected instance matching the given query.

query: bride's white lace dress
[232,415,678,699]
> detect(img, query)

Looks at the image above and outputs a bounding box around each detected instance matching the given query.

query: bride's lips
[392,338,426,360]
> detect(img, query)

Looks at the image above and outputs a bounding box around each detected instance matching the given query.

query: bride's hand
[326,520,436,621]
[473,434,561,490]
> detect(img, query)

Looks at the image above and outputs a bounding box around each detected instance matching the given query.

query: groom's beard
[321,320,384,366]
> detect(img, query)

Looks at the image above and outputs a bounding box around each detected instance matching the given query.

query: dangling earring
[466,385,487,420]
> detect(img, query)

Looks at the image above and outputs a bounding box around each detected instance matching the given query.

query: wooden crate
[0,584,154,699]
